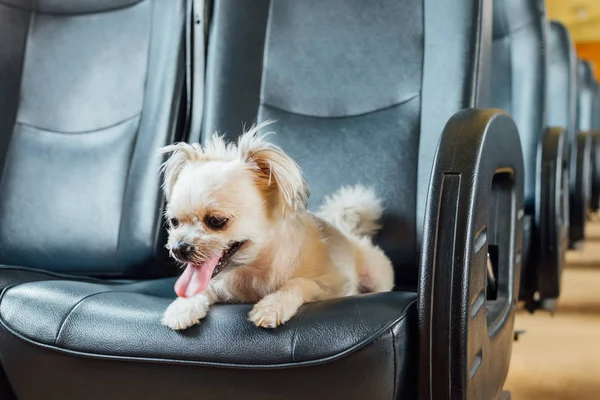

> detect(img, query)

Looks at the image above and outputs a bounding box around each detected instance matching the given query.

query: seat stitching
[261,93,420,120]
[0,265,150,281]
[16,112,141,135]
[290,303,314,363]
[493,21,536,41]
[55,290,118,346]
[0,0,145,17]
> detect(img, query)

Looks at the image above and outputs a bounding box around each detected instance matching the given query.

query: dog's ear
[238,122,309,217]
[158,143,202,201]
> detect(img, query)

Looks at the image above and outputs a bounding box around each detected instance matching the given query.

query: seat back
[488,0,547,208]
[578,60,596,132]
[595,80,600,131]
[0,0,187,278]
[547,21,577,146]
[202,0,490,289]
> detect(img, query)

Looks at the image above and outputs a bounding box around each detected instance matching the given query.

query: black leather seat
[204,0,522,398]
[579,60,600,213]
[0,0,188,396]
[0,0,524,399]
[570,59,595,240]
[487,0,569,312]
[547,21,578,237]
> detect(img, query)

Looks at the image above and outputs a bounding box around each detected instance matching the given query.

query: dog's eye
[168,218,179,228]
[206,216,228,229]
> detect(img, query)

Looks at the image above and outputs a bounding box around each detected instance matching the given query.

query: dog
[159,122,394,330]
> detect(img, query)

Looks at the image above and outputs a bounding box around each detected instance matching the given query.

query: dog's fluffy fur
[159,122,394,330]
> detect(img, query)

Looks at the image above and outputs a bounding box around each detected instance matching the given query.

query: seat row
[0,0,595,399]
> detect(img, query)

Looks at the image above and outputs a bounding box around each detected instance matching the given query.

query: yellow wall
[547,0,600,79]
[547,0,600,43]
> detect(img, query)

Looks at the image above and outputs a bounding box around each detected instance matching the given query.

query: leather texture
[0,0,185,278]
[488,0,547,207]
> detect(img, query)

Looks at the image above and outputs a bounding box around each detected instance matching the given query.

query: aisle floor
[505,225,600,399]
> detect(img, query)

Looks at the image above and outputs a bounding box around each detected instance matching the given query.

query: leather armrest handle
[418,108,524,400]
[519,126,569,308]
[589,131,600,211]
[568,131,592,248]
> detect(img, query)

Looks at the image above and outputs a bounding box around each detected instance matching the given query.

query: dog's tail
[316,184,384,239]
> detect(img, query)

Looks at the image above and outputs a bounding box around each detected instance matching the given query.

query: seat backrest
[488,0,547,208]
[547,21,577,145]
[578,60,596,132]
[594,80,600,131]
[0,0,187,278]
[203,0,491,289]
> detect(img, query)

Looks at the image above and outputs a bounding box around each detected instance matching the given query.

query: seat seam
[0,265,140,283]
[0,296,418,369]
[493,21,535,41]
[261,93,420,120]
[290,303,314,363]
[391,326,397,400]
[54,290,118,346]
[16,112,141,135]
[0,0,146,17]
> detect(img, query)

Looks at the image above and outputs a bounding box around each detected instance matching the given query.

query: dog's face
[165,159,269,274]
[160,123,309,298]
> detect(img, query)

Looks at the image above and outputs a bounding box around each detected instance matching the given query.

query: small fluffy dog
[159,122,394,330]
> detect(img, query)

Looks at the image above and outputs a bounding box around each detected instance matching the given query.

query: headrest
[493,0,544,39]
[261,0,423,118]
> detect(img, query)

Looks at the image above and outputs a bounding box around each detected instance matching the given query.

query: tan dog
[159,122,394,330]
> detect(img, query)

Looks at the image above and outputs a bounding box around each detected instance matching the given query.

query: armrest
[519,126,569,311]
[568,131,592,248]
[589,131,600,212]
[418,108,524,400]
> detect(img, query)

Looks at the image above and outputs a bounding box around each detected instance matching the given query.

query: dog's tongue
[174,255,220,298]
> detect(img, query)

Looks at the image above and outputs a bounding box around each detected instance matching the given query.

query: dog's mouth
[211,240,246,278]
[174,241,246,298]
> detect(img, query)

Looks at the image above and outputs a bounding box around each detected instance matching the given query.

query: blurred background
[548,0,600,80]
[506,2,600,395]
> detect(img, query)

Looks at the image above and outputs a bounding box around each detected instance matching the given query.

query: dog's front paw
[248,294,300,329]
[162,296,209,330]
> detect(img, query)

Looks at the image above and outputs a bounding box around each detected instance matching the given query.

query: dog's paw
[248,295,299,329]
[162,296,209,330]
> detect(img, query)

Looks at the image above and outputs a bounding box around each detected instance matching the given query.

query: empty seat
[0,0,188,281]
[570,59,594,241]
[488,0,569,311]
[580,61,600,213]
[0,0,524,398]
[0,0,188,397]
[547,21,577,242]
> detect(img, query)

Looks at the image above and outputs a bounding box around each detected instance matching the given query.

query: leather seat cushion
[0,267,418,399]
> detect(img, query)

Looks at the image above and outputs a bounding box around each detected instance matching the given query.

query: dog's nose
[172,241,194,260]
